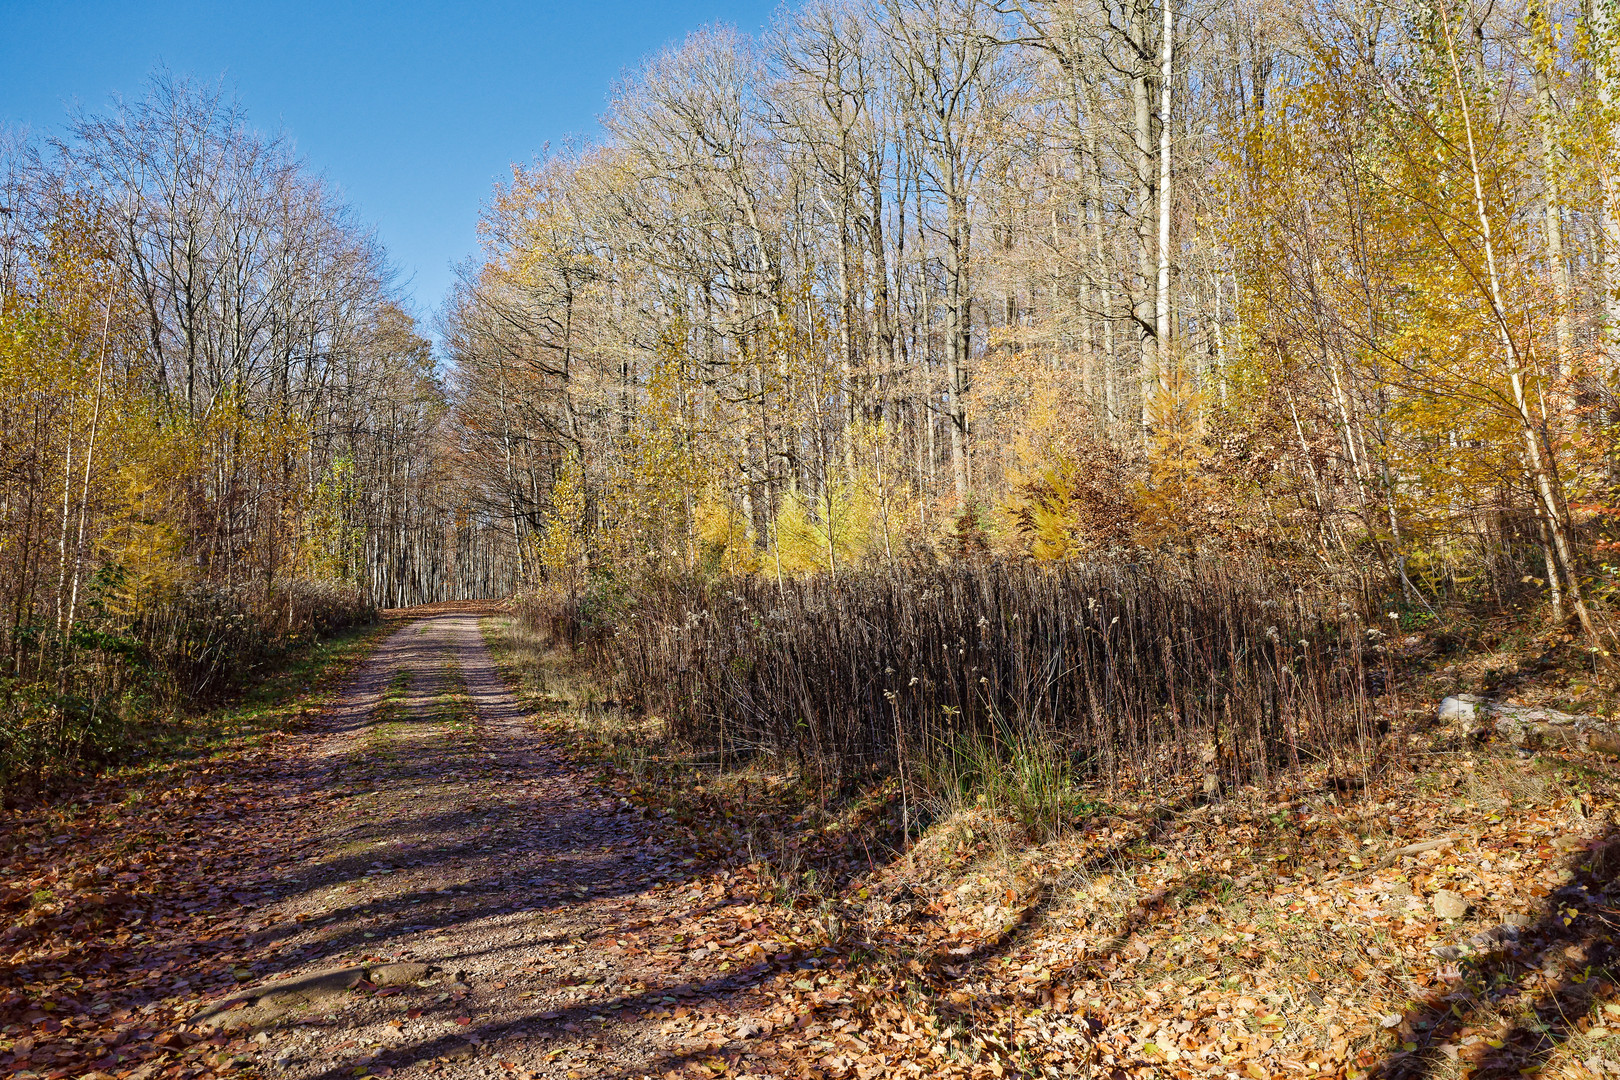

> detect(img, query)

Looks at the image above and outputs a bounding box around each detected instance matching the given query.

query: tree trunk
[1530,1,1573,376]
[1155,0,1175,400]
[1131,0,1158,437]
[1442,10,1601,644]
[1597,1,1620,384]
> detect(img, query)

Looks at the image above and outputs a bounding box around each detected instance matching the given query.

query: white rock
[1432,889,1469,920]
[1438,696,1479,724]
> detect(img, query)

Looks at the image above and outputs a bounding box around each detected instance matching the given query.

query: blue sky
[0,0,781,328]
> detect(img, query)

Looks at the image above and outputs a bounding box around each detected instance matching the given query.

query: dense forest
[443,0,1620,610]
[3,0,1620,783]
[448,0,1620,784]
[0,79,517,779]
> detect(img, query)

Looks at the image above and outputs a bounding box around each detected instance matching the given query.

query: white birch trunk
[1156,0,1174,394]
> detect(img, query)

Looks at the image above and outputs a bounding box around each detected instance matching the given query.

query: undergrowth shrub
[0,576,374,794]
[529,560,1390,800]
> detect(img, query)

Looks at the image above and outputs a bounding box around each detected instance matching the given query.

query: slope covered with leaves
[487,613,1620,1080]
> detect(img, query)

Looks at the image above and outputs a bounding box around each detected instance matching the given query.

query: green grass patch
[433,661,476,734]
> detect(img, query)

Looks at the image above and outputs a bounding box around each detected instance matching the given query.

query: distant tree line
[0,75,516,784]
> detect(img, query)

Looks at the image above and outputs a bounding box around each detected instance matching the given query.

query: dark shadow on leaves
[1364,826,1620,1080]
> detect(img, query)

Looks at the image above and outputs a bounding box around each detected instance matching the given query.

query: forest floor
[5,611,1620,1080]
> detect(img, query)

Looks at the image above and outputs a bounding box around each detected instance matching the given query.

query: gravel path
[208,613,777,1080]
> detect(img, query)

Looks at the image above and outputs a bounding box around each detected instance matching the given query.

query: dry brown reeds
[530,560,1391,799]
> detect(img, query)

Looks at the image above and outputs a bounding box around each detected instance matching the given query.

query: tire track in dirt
[203,613,784,1080]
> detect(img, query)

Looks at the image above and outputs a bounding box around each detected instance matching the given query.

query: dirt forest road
[202,611,784,1080]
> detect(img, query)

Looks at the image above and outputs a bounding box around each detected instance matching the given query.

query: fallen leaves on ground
[558,706,1620,1080]
[0,628,384,1080]
[9,614,1620,1080]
